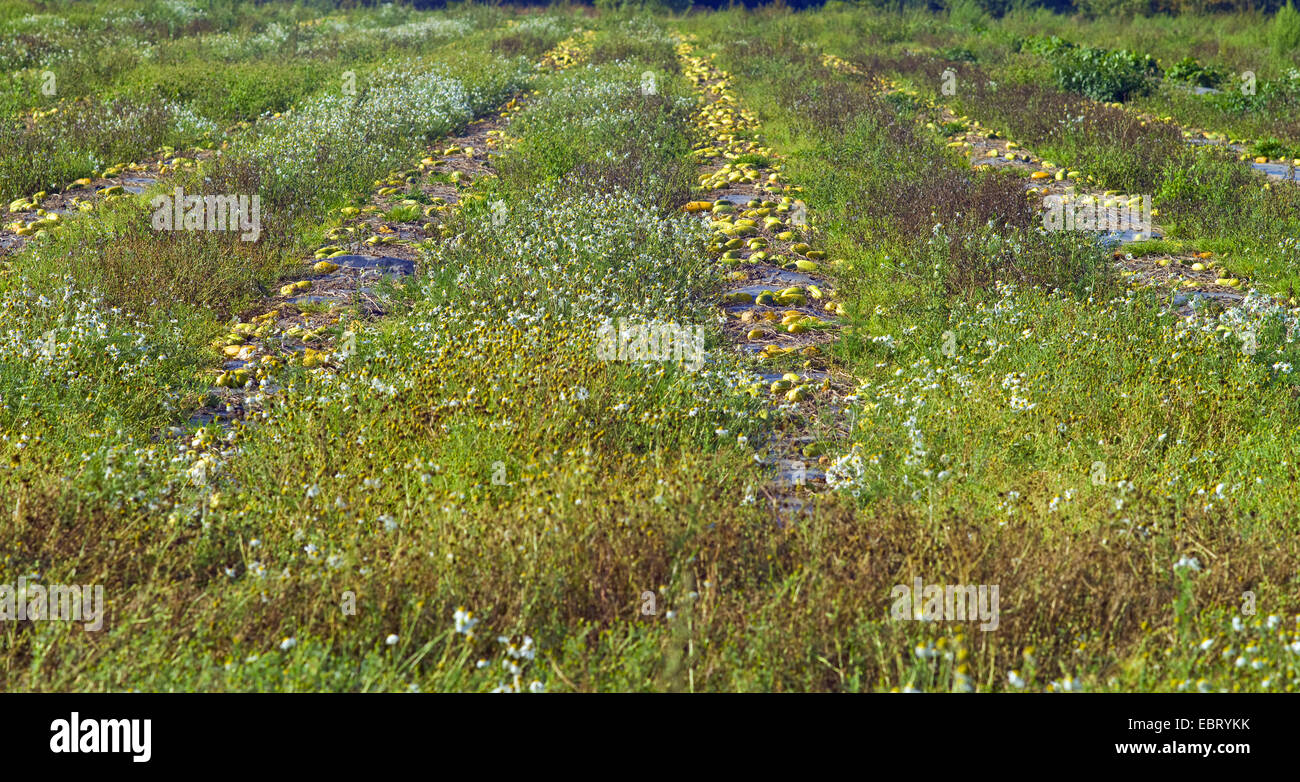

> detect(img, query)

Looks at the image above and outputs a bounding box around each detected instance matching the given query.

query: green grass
[2,1,1300,694]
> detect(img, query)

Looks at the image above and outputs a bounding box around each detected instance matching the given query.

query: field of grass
[1,0,1299,694]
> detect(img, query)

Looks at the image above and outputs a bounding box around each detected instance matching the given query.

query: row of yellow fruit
[745,309,829,338]
[678,41,844,334]
[2,147,194,219]
[1244,153,1300,166]
[215,37,595,390]
[1077,94,1300,176]
[934,112,1177,221]
[768,372,813,402]
[538,29,595,70]
[938,117,1263,285]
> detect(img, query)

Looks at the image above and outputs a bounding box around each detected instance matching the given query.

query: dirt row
[677,37,855,521]
[821,52,1255,317]
[181,32,596,445]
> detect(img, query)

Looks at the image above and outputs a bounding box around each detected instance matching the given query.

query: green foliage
[495,65,696,209]
[941,45,979,62]
[593,0,692,14]
[1051,44,1158,102]
[947,0,991,32]
[120,61,335,124]
[1019,34,1073,57]
[1165,56,1228,89]
[0,98,212,201]
[6,0,1300,696]
[1252,135,1300,158]
[1272,1,1300,58]
[1073,0,1153,20]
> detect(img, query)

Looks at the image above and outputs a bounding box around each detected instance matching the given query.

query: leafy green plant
[1051,45,1158,102]
[1165,56,1228,89]
[946,0,990,33]
[1272,1,1300,59]
[385,202,422,223]
[1019,34,1073,57]
[940,45,978,62]
[1252,136,1300,159]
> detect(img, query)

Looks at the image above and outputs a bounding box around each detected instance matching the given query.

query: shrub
[1052,45,1158,102]
[1165,56,1228,89]
[1272,1,1300,59]
[946,0,991,32]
